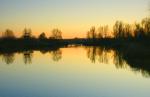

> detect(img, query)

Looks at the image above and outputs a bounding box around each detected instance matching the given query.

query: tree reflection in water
[85,46,150,77]
[23,51,33,64]
[0,48,62,64]
[0,46,150,77]
[1,53,15,64]
[86,46,97,63]
[23,49,62,64]
[51,50,62,62]
[40,48,62,62]
[86,46,126,68]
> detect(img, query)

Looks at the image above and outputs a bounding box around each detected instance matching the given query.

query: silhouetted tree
[97,25,108,38]
[97,27,103,38]
[134,23,145,39]
[87,26,96,39]
[39,32,47,40]
[141,18,150,37]
[51,29,62,39]
[2,29,15,39]
[22,28,32,39]
[123,24,133,38]
[113,21,124,38]
[86,31,90,39]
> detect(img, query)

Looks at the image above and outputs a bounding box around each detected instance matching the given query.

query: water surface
[0,46,150,97]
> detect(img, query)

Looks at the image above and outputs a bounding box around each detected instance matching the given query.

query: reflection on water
[40,48,62,62]
[23,51,33,64]
[51,50,62,62]
[0,48,62,65]
[0,46,150,97]
[0,46,150,78]
[0,46,150,77]
[86,47,126,68]
[85,46,150,78]
[1,53,15,64]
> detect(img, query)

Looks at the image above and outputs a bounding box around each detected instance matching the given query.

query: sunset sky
[0,0,149,38]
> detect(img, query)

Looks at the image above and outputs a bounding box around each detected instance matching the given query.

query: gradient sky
[0,0,149,38]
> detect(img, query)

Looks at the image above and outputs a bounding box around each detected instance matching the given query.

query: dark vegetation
[1,18,150,49]
[0,28,64,52]
[0,17,150,77]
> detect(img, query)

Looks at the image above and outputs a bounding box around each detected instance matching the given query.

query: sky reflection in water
[0,46,150,97]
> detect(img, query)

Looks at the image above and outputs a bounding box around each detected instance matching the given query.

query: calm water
[0,46,150,97]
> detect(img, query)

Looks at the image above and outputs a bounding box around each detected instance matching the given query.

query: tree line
[1,28,62,40]
[86,17,150,40]
[1,17,150,40]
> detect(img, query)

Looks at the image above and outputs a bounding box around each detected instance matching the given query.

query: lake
[0,46,150,97]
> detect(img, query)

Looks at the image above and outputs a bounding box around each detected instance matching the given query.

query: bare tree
[22,28,32,38]
[86,26,96,39]
[141,18,150,36]
[134,23,144,38]
[103,25,109,38]
[51,29,62,39]
[97,25,108,38]
[113,21,124,38]
[123,24,132,38]
[97,26,104,38]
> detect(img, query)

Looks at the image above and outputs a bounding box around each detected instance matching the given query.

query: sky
[0,0,149,38]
